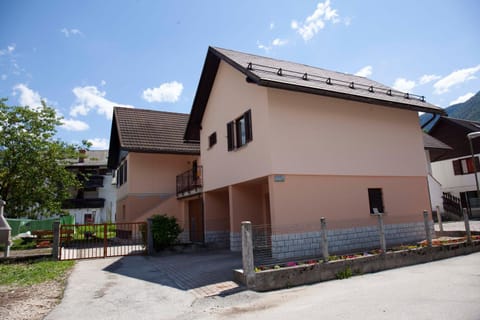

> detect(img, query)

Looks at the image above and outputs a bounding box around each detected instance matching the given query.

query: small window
[116,161,128,187]
[209,132,217,148]
[452,157,480,175]
[368,188,384,214]
[84,213,94,224]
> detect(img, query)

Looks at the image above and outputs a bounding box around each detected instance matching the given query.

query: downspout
[421,113,439,131]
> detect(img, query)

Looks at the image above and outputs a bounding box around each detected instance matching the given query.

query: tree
[0,98,82,218]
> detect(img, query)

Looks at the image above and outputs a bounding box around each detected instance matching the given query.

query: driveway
[45,250,244,320]
[46,250,480,320]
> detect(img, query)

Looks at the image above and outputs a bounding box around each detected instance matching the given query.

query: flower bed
[234,237,480,291]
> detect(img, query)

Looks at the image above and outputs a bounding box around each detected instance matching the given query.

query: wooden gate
[58,222,146,260]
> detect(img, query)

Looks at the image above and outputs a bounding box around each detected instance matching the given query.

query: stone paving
[149,250,244,298]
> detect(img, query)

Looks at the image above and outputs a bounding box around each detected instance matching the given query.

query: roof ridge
[114,106,190,116]
[444,116,480,124]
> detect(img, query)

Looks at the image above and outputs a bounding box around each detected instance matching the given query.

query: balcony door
[189,199,204,243]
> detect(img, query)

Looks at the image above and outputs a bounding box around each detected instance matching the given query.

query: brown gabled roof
[184,46,446,141]
[428,116,480,162]
[108,107,199,168]
[422,132,451,151]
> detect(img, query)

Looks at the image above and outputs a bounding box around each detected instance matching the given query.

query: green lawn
[0,258,75,286]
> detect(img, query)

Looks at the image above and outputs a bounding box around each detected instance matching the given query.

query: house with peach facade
[107,107,203,241]
[108,46,445,254]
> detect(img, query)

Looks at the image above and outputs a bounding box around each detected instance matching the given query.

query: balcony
[176,166,203,198]
[83,175,104,188]
[62,198,106,209]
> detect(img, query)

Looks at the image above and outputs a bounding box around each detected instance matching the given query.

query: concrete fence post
[0,200,11,258]
[241,221,255,289]
[463,208,472,245]
[52,221,61,260]
[320,217,329,262]
[147,218,154,254]
[377,213,387,253]
[423,210,432,248]
[436,205,444,232]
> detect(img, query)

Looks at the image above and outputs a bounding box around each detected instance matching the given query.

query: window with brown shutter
[227,121,234,151]
[226,109,253,151]
[209,132,217,148]
[452,156,480,175]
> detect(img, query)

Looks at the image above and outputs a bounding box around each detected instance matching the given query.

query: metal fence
[59,222,146,260]
[251,213,434,266]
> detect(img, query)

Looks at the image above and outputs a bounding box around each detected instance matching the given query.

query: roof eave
[257,79,446,115]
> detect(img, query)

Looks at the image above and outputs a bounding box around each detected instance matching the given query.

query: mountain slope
[420,90,480,127]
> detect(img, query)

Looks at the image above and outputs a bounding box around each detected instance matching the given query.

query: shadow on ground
[103,250,245,296]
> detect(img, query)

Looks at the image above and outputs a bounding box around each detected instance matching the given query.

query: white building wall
[430,154,480,197]
[99,174,116,222]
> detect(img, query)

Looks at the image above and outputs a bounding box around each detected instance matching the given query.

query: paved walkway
[434,220,480,232]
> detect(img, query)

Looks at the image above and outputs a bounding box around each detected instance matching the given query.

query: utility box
[0,200,12,257]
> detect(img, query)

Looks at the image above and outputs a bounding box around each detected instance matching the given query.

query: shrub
[151,214,182,251]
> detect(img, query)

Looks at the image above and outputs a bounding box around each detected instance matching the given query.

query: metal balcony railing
[62,198,106,209]
[176,166,203,198]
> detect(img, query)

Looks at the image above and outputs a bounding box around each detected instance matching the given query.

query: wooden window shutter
[452,160,462,175]
[227,121,234,151]
[245,109,252,142]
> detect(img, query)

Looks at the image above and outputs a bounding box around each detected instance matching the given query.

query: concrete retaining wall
[234,240,480,291]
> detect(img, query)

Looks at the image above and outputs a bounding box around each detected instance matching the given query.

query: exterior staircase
[442,192,463,221]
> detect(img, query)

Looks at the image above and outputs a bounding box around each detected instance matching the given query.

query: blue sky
[1,0,479,149]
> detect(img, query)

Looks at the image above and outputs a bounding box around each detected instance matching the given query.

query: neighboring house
[422,132,452,213]
[108,46,445,254]
[62,150,116,224]
[107,107,200,241]
[427,116,480,216]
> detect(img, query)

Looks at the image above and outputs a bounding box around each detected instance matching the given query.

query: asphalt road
[46,251,480,320]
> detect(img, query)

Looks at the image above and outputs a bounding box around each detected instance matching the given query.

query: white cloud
[392,78,416,92]
[433,65,480,94]
[88,138,109,150]
[272,38,288,46]
[449,92,475,105]
[257,41,271,53]
[419,74,441,85]
[12,83,43,109]
[142,81,184,103]
[61,118,89,131]
[61,28,84,37]
[354,65,372,78]
[270,22,275,30]
[70,85,133,119]
[291,0,339,41]
[0,43,15,55]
